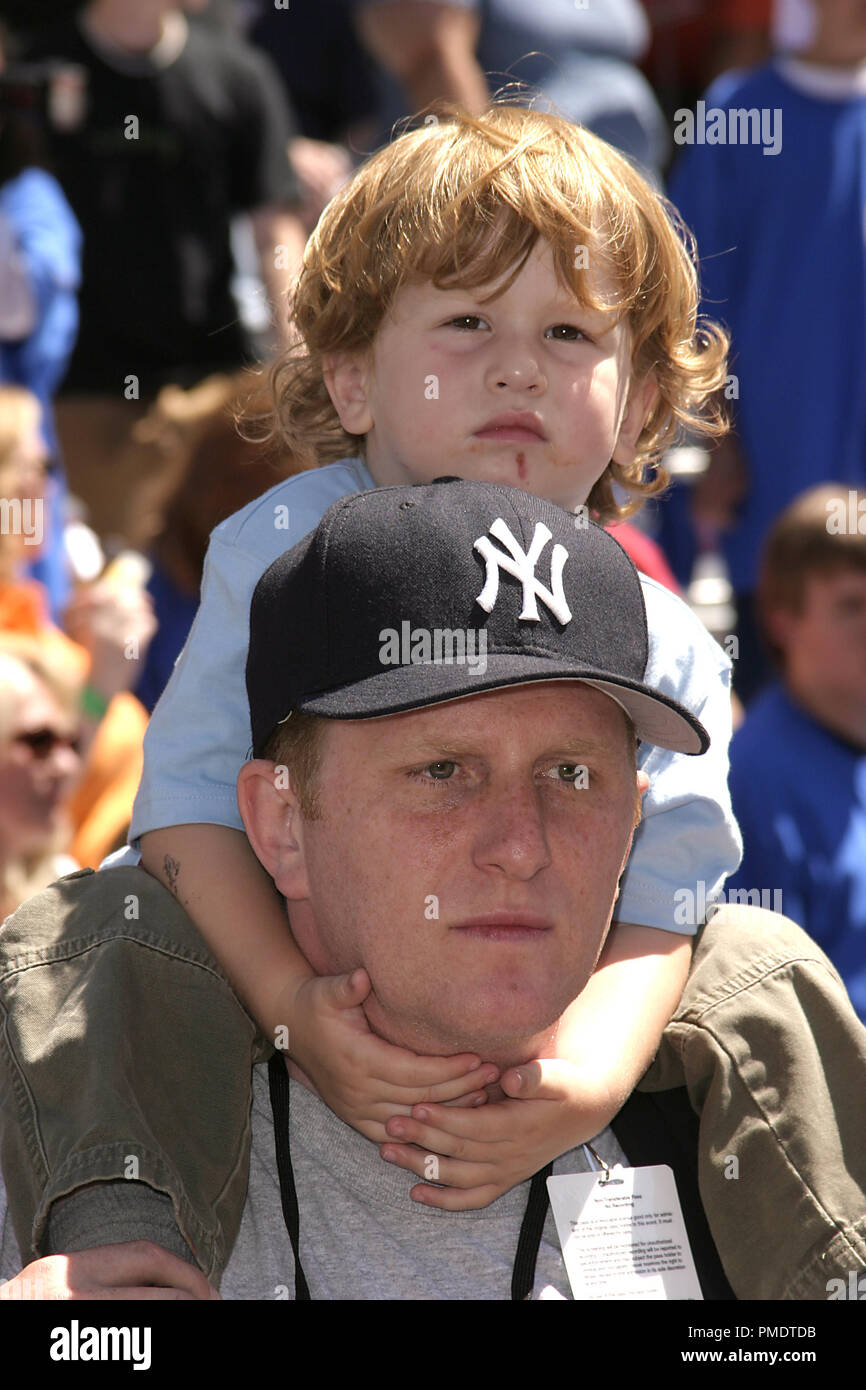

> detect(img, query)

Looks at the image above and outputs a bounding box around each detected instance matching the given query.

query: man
[1,480,865,1299]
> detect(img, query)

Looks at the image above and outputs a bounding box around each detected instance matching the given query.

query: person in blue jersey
[727,483,866,1022]
[667,0,866,700]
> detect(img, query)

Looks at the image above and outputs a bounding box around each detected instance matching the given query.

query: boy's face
[770,567,866,707]
[324,241,656,511]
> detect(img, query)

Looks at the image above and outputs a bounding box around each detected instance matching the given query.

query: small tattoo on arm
[164,855,181,897]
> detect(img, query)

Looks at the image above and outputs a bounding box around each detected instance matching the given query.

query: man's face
[327,240,653,512]
[274,683,643,1066]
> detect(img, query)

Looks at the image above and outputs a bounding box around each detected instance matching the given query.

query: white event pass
[547,1165,704,1300]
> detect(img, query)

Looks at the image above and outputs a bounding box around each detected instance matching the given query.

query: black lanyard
[267,1052,553,1301]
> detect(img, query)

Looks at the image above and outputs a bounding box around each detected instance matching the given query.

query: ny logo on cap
[473,518,572,624]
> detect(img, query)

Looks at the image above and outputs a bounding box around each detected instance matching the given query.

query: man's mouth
[451,912,553,942]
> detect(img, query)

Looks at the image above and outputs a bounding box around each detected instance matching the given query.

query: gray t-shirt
[223,1065,630,1299]
[0,1064,629,1299]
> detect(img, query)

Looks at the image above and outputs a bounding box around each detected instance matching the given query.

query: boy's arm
[544,923,692,1120]
[615,579,742,935]
[140,824,313,1046]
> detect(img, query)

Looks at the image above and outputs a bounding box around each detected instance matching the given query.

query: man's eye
[545,324,588,342]
[425,761,457,780]
[448,315,487,331]
[546,763,589,786]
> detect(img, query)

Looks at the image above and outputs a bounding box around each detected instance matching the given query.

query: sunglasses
[13,728,81,759]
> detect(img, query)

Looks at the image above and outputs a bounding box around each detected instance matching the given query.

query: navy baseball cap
[246,478,709,757]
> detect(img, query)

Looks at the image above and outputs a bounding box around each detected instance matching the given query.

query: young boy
[5,104,746,1271]
[727,483,866,1023]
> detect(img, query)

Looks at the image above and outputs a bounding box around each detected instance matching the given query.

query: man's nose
[484,335,546,395]
[471,783,552,880]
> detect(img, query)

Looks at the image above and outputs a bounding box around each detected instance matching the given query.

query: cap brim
[295,655,708,755]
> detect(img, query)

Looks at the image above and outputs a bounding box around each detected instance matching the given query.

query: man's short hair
[262,711,326,820]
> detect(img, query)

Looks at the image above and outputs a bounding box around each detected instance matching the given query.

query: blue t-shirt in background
[668,62,866,595]
[727,684,866,1022]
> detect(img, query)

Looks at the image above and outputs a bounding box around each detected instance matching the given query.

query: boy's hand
[380,1058,617,1210]
[285,968,500,1143]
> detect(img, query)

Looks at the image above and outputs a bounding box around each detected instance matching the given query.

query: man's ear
[322,349,375,436]
[634,768,649,827]
[236,760,311,901]
[611,372,659,467]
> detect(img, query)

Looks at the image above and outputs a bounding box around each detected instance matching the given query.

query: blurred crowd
[0,0,863,1016]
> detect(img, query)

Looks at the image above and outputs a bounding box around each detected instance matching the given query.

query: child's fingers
[390,1066,498,1105]
[318,968,372,1010]
[380,1142,495,1191]
[439,1089,491,1109]
[500,1057,576,1101]
[402,1099,525,1143]
[361,1043,488,1090]
[409,1180,504,1212]
[381,1144,510,1209]
[385,1107,507,1157]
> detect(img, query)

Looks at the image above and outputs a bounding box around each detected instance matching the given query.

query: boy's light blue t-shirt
[130,458,741,933]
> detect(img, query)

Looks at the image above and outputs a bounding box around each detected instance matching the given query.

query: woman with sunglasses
[0,637,81,919]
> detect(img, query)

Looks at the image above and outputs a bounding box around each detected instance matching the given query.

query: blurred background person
[126,368,303,712]
[0,19,81,619]
[238,0,375,233]
[351,0,672,180]
[642,0,772,132]
[0,384,57,637]
[0,636,81,919]
[726,485,866,1022]
[0,383,157,872]
[16,0,306,551]
[666,0,866,701]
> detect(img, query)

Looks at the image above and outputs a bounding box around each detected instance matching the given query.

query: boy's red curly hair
[260,102,729,524]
